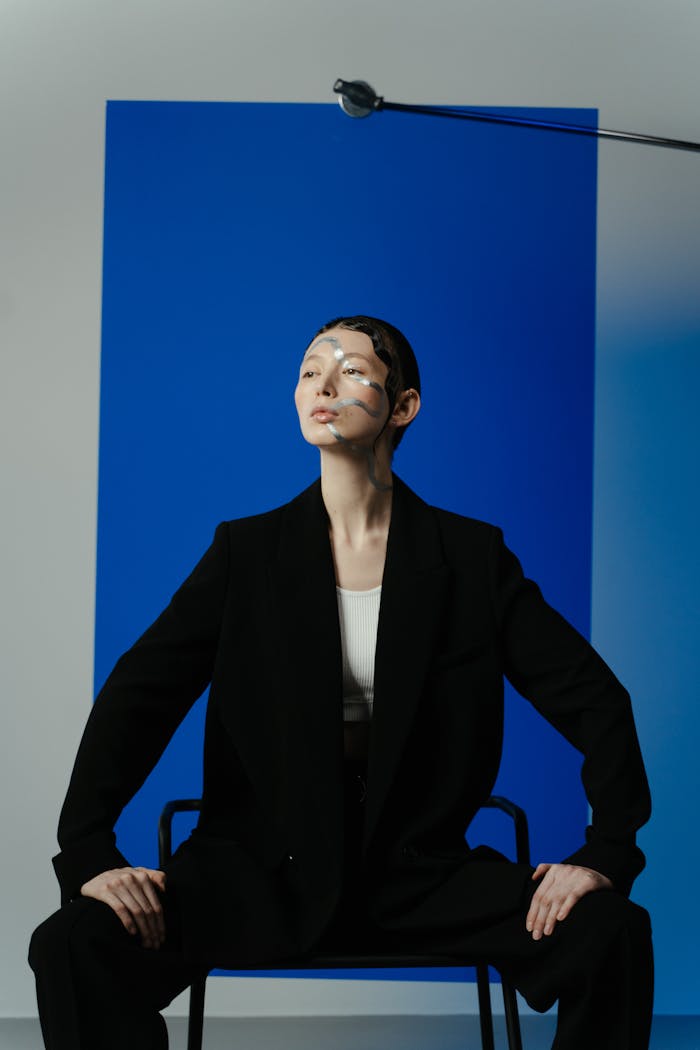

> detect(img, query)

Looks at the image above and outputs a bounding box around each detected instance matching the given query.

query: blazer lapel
[267,480,345,860]
[363,476,449,853]
[266,476,449,865]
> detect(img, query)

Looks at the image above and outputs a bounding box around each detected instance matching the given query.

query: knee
[29,908,68,973]
[582,891,650,939]
[563,890,652,965]
[29,899,124,973]
[621,897,651,941]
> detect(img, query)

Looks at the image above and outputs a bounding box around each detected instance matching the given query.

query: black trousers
[29,766,653,1050]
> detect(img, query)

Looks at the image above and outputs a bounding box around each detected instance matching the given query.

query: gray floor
[2,1014,698,1049]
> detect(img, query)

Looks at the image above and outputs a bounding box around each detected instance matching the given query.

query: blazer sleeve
[489,528,651,896]
[52,522,230,902]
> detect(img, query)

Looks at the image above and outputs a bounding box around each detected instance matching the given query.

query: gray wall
[2,0,698,1019]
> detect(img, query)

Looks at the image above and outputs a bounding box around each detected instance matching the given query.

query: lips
[311,408,338,422]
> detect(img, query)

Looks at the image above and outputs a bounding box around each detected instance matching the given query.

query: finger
[542,899,565,936]
[528,872,562,939]
[79,868,166,946]
[531,862,552,881]
[113,883,158,948]
[526,897,539,932]
[98,888,144,939]
[125,873,165,947]
[556,891,579,923]
[138,867,167,887]
[133,871,166,943]
[98,870,164,947]
[530,900,554,940]
[137,867,167,923]
[527,893,550,938]
[103,876,159,948]
[526,870,555,930]
[526,886,548,932]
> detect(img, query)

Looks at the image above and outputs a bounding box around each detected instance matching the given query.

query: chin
[300,427,338,448]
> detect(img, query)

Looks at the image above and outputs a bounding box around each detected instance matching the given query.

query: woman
[30,315,653,1049]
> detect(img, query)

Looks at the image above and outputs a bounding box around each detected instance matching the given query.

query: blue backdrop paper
[97,101,597,980]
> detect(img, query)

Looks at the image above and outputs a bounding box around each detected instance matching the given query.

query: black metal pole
[332,80,700,154]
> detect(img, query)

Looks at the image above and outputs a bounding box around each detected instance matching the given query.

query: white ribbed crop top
[336,585,381,723]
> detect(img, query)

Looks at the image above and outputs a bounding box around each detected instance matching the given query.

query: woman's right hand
[80,867,167,949]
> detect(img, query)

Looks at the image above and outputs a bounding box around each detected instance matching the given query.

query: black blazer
[53,476,651,966]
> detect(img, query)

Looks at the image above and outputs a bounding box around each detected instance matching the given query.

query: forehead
[304,327,376,361]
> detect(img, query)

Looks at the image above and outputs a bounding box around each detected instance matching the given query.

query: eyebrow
[340,352,373,363]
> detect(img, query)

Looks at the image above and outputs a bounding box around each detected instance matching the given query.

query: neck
[319,446,393,543]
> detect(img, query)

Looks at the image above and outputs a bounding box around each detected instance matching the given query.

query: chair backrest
[158,795,530,866]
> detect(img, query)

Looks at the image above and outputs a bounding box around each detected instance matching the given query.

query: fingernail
[533,930,541,941]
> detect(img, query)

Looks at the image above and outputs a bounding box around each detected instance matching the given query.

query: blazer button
[287,854,294,863]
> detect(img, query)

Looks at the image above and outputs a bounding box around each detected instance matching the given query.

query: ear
[390,388,421,431]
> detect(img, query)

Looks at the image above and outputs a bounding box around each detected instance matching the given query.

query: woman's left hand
[526,862,613,940]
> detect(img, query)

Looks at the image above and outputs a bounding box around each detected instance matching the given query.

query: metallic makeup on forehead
[308,334,391,492]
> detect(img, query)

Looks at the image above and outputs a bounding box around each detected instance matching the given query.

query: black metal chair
[159,796,530,1050]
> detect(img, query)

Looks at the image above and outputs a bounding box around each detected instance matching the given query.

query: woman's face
[295,327,392,451]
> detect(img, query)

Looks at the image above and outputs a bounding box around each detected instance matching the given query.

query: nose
[313,370,336,398]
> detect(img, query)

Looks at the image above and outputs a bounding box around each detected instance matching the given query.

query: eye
[343,367,361,376]
[301,370,315,379]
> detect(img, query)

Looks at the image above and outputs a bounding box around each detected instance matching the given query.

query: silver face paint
[332,343,386,397]
[308,334,392,492]
[326,422,391,492]
[311,337,387,400]
[333,397,382,418]
[326,421,352,446]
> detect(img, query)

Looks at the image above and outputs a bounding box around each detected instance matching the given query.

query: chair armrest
[482,796,531,866]
[158,798,202,867]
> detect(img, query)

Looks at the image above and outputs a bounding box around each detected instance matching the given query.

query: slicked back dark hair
[310,315,421,450]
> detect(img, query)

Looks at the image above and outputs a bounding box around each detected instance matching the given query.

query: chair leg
[501,978,523,1050]
[476,964,496,1050]
[187,975,207,1050]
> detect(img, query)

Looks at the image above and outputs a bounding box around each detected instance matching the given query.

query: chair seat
[217,952,479,970]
